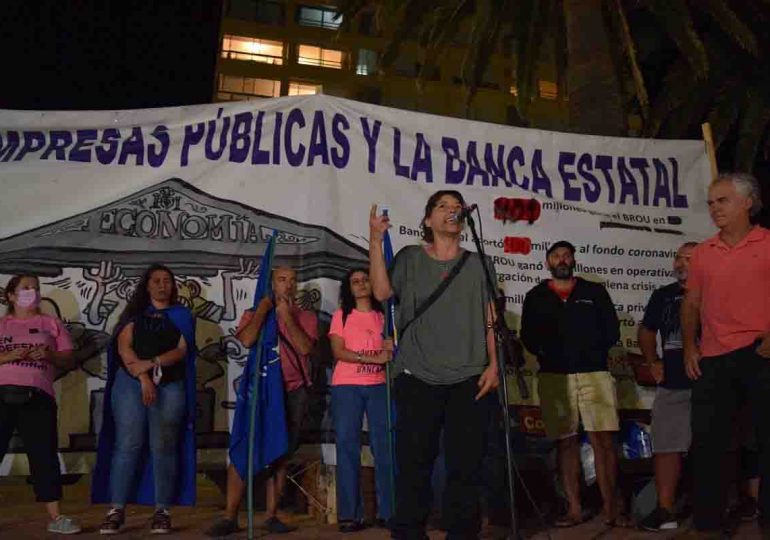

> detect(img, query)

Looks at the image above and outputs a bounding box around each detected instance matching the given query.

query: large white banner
[0,95,714,471]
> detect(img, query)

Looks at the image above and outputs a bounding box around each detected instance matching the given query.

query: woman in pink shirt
[329,268,393,532]
[0,274,80,535]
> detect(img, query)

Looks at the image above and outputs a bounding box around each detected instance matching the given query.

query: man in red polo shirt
[682,172,770,536]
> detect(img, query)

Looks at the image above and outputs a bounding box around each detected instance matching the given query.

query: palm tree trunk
[563,0,626,136]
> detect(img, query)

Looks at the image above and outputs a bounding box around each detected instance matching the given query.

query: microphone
[449,203,478,222]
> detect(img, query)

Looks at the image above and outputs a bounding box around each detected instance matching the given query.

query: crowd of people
[0,172,767,539]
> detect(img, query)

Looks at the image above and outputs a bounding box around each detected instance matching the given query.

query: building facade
[215,0,567,128]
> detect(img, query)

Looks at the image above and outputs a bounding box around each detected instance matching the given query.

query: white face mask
[14,289,40,309]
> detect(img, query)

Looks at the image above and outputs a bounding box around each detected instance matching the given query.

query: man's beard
[674,269,688,282]
[550,263,574,279]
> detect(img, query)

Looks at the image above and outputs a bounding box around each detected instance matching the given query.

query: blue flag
[229,234,288,478]
[383,227,397,343]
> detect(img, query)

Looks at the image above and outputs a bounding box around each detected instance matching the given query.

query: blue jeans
[332,384,393,521]
[110,368,186,507]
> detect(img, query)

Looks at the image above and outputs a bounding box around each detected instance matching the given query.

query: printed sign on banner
[0,95,714,473]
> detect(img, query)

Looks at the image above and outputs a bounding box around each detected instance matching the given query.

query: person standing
[0,274,81,535]
[521,241,623,527]
[369,190,499,540]
[205,266,317,537]
[329,268,393,532]
[93,264,197,535]
[638,242,697,531]
[682,173,770,537]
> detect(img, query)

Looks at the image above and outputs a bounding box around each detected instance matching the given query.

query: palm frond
[735,87,770,170]
[380,0,436,68]
[417,0,472,86]
[645,57,698,136]
[644,0,709,78]
[696,0,759,57]
[706,79,746,148]
[515,0,552,117]
[612,0,649,120]
[462,0,511,113]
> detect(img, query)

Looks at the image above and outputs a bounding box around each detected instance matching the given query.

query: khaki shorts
[538,371,619,439]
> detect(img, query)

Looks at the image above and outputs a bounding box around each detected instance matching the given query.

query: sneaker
[47,515,82,535]
[99,508,125,535]
[735,497,759,521]
[641,507,679,531]
[263,516,295,534]
[149,509,172,535]
[204,517,239,537]
[338,520,366,533]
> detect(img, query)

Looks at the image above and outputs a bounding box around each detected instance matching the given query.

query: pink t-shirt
[329,309,387,386]
[237,307,318,392]
[686,226,770,356]
[0,314,73,397]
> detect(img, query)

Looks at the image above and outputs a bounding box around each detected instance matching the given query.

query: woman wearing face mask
[329,268,393,532]
[0,274,81,535]
[92,264,196,535]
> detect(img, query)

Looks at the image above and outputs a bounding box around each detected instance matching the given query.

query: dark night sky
[0,0,222,110]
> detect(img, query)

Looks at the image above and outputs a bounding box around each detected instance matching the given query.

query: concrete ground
[0,476,764,539]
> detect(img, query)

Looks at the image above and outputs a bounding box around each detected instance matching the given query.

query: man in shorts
[637,242,697,531]
[521,240,622,527]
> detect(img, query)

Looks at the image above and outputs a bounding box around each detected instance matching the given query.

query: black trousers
[391,374,492,540]
[691,343,770,530]
[0,387,62,502]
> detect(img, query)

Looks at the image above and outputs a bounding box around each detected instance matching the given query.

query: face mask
[14,289,40,309]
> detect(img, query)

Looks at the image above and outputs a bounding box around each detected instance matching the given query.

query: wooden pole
[701,122,719,181]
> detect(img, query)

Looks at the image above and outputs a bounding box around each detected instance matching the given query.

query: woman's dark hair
[3,274,40,316]
[339,268,383,326]
[115,264,178,333]
[420,190,466,243]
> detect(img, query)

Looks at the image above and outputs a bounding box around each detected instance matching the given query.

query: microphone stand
[465,209,528,540]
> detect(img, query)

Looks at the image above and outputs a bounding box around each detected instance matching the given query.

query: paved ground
[0,476,764,539]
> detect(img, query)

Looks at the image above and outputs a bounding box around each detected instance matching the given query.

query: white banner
[0,95,714,471]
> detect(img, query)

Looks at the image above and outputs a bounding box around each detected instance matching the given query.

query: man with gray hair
[681,172,770,537]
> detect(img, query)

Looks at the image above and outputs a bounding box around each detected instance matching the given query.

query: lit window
[221,35,284,65]
[288,82,322,96]
[297,5,341,29]
[217,74,281,101]
[538,80,558,100]
[509,85,518,96]
[356,49,378,76]
[297,44,343,69]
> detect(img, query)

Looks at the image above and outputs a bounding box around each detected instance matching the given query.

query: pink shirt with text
[329,309,386,386]
[0,314,73,397]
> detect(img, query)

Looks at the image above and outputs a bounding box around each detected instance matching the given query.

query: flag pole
[246,328,266,540]
[246,234,276,540]
[381,210,397,514]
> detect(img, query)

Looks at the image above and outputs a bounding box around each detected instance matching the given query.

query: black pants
[0,387,62,502]
[692,343,770,530]
[391,374,492,540]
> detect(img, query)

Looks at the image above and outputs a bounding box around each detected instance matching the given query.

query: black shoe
[149,509,172,535]
[736,497,759,521]
[264,516,295,534]
[205,517,239,537]
[374,518,390,529]
[641,507,679,531]
[338,520,365,533]
[99,508,125,535]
